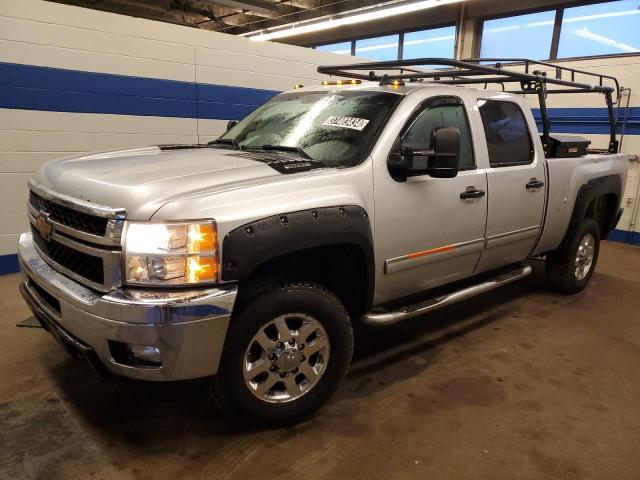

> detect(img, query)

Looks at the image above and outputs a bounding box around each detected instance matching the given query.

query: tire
[546,218,600,294]
[213,280,353,426]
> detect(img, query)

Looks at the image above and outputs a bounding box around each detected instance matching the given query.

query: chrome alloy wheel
[243,314,330,403]
[575,233,596,281]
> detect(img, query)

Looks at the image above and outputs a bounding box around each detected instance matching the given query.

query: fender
[570,174,622,235]
[221,205,375,306]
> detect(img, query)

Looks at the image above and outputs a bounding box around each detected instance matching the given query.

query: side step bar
[362,264,532,326]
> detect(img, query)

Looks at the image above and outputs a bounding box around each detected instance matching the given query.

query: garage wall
[0,0,351,273]
[523,56,640,246]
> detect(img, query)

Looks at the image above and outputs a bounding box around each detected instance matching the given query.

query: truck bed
[533,153,629,256]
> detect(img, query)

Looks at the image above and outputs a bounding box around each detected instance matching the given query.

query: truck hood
[34,145,307,219]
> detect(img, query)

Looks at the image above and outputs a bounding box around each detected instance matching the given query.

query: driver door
[372,94,488,304]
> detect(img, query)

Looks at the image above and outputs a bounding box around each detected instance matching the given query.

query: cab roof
[283,81,490,97]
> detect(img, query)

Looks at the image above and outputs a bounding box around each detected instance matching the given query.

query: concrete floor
[1,241,639,480]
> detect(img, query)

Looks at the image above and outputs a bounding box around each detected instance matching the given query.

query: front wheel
[546,218,600,294]
[213,281,353,426]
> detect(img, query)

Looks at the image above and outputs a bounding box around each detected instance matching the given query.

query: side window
[478,100,533,167]
[402,100,475,170]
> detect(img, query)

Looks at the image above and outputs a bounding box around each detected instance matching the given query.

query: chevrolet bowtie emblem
[35,211,53,241]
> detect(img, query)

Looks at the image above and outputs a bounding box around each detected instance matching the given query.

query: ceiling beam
[216,0,383,34]
[210,0,277,14]
[171,0,230,27]
[51,0,213,27]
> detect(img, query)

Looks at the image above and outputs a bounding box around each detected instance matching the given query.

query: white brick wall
[0,0,352,258]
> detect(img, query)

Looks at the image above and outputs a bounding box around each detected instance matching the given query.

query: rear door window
[478,100,533,167]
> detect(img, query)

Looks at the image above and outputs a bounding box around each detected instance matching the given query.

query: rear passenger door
[474,97,546,274]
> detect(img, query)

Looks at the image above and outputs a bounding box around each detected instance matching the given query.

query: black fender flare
[221,205,375,308]
[570,174,622,235]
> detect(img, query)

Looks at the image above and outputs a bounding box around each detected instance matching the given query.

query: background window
[481,10,556,60]
[355,34,399,61]
[558,0,640,58]
[403,26,456,60]
[403,102,475,170]
[478,100,533,167]
[315,41,352,55]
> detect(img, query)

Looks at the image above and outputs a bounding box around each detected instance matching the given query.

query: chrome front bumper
[18,233,237,381]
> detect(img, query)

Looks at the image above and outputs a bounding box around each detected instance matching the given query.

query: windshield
[218,90,401,167]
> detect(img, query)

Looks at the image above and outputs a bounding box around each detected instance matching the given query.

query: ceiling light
[245,0,466,42]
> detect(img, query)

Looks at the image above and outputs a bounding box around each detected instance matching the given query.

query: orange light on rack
[320,79,362,86]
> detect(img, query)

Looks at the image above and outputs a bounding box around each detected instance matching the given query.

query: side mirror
[388,127,461,180]
[427,127,461,179]
[226,120,238,131]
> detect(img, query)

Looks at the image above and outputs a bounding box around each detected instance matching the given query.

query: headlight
[123,221,219,286]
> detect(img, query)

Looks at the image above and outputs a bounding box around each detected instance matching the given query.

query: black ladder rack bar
[317,57,622,154]
[463,58,620,96]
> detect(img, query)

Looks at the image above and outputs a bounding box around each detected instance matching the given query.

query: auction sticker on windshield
[322,116,370,131]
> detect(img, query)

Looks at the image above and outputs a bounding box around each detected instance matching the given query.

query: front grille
[29,190,109,236]
[31,226,104,285]
[29,280,61,315]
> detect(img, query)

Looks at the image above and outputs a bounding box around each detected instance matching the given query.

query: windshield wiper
[208,138,239,149]
[243,144,312,160]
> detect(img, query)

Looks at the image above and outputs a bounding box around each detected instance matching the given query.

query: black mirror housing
[387,127,461,180]
[226,120,238,132]
[427,127,461,178]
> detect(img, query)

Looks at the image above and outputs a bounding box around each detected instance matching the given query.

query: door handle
[460,186,486,200]
[526,178,545,189]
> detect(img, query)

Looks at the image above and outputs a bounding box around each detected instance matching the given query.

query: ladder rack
[317,58,623,155]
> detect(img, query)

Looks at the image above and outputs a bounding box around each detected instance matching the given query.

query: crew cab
[17,58,628,425]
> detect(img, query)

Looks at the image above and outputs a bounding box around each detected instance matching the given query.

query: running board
[362,264,533,326]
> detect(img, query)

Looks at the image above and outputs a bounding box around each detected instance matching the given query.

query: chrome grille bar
[27,180,126,291]
[28,179,126,245]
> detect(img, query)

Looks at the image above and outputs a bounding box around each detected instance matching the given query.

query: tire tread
[546,218,600,294]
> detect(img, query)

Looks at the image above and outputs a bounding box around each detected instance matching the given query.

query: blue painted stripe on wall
[0,254,19,275]
[3,62,638,131]
[607,229,640,246]
[532,107,640,135]
[1,62,196,100]
[0,62,279,120]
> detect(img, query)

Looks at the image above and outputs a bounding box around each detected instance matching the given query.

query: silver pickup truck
[18,58,628,425]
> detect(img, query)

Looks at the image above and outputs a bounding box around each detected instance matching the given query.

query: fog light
[126,343,162,366]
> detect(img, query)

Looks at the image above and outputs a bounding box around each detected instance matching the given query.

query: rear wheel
[214,281,353,426]
[546,218,600,294]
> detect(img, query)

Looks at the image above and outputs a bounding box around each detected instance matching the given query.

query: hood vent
[229,151,326,174]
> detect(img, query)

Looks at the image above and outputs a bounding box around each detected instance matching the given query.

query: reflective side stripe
[385,238,484,274]
[406,244,455,259]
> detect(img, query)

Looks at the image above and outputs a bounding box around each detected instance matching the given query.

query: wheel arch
[221,206,375,316]
[570,175,622,239]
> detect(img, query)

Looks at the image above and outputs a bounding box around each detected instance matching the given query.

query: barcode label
[322,116,370,131]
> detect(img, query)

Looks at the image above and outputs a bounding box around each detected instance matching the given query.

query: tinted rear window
[479,100,533,167]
